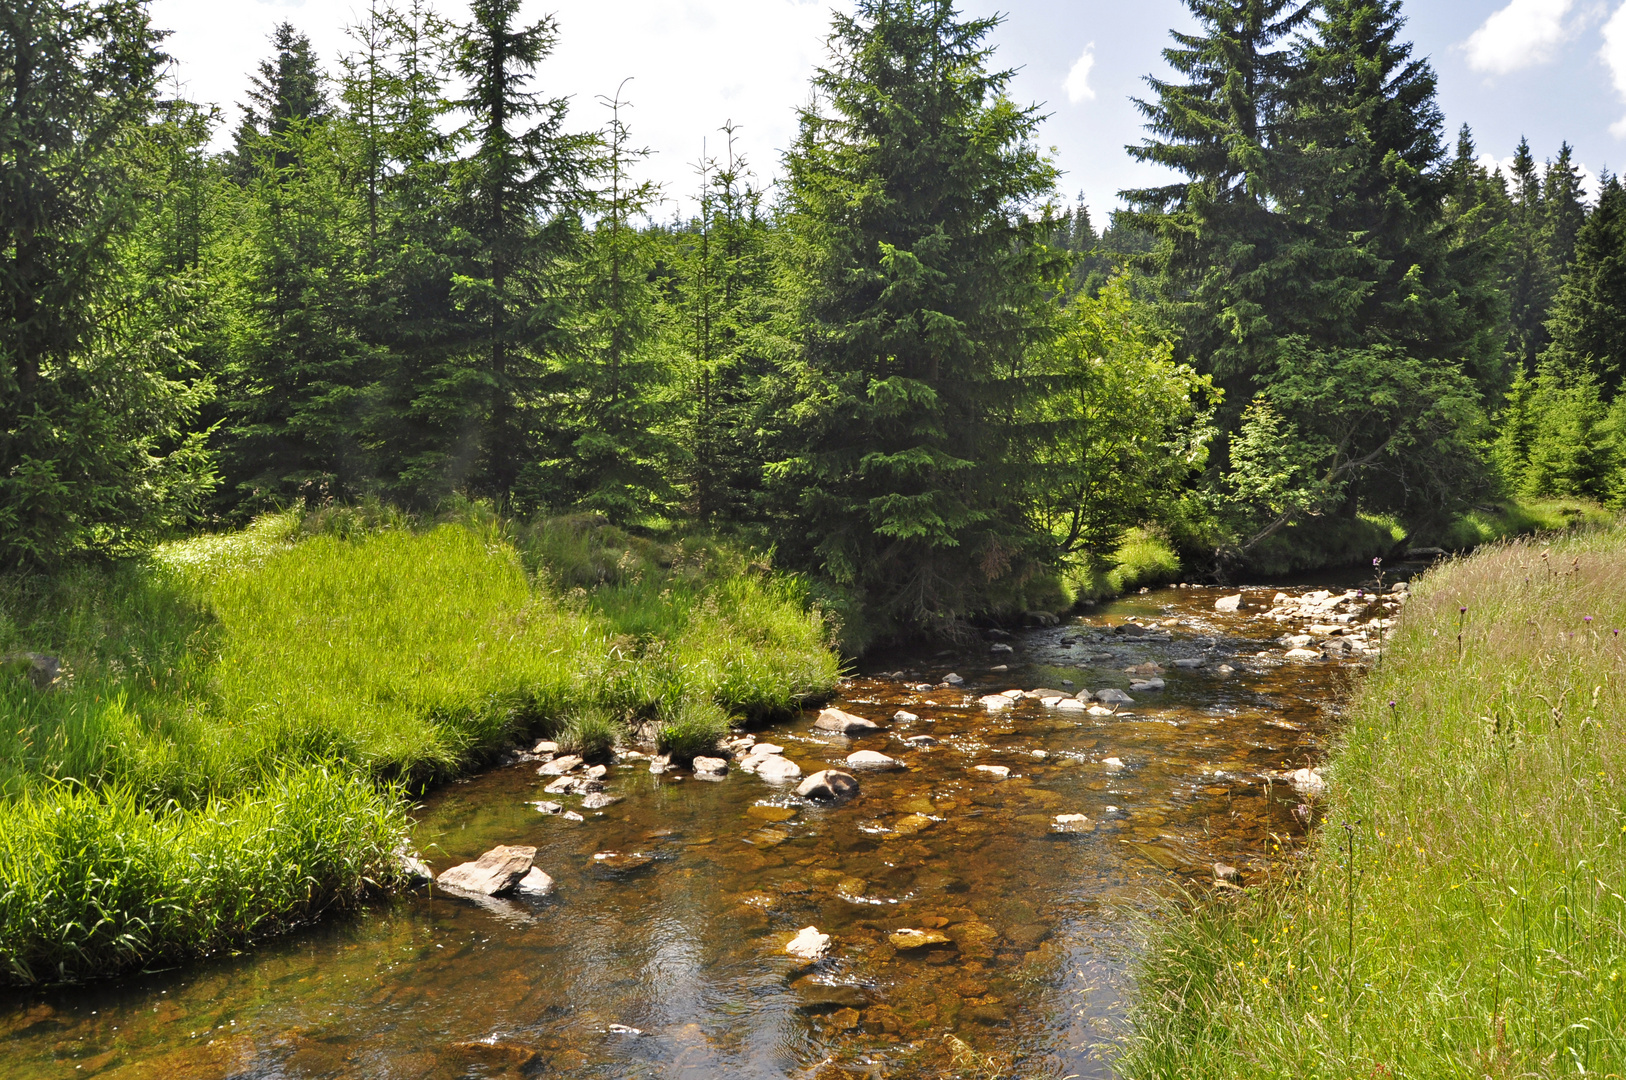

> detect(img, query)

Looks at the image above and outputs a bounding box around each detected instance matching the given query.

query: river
[0,579,1402,1079]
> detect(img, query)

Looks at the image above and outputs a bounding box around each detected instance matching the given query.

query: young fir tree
[444,0,594,501]
[1123,0,1312,425]
[0,0,215,565]
[774,0,1063,633]
[529,82,673,519]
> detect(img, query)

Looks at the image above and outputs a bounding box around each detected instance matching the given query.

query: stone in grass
[1288,767,1327,797]
[845,750,903,770]
[515,867,556,896]
[786,926,831,960]
[1051,814,1095,834]
[437,845,537,896]
[814,708,882,735]
[796,770,860,802]
[888,928,952,950]
[1214,862,1243,886]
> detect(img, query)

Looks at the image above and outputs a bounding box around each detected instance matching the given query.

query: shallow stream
[0,580,1403,1079]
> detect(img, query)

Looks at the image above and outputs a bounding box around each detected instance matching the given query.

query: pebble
[785,926,831,960]
[973,765,1011,779]
[531,800,563,815]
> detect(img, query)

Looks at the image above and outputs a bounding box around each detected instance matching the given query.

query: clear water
[0,583,1385,1079]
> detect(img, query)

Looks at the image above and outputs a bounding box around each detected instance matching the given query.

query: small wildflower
[1585,616,1594,623]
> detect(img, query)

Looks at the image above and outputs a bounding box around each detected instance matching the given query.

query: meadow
[1120,526,1626,1077]
[0,505,840,985]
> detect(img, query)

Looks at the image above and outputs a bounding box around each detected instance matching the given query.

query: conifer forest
[3,1,1626,1077]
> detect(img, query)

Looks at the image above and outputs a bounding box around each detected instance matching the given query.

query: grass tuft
[556,708,622,762]
[656,699,730,763]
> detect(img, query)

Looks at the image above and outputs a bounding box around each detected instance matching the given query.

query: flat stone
[893,710,920,722]
[786,926,831,960]
[580,792,622,810]
[514,867,556,896]
[1285,648,1322,660]
[1052,814,1095,833]
[1055,698,1089,712]
[538,755,583,776]
[692,756,729,776]
[592,851,655,873]
[796,770,860,802]
[1094,688,1135,704]
[750,743,785,756]
[1215,594,1243,612]
[1000,688,1025,699]
[889,928,952,950]
[1129,678,1166,692]
[845,750,903,770]
[973,765,1011,779]
[979,694,1014,710]
[531,800,563,815]
[531,740,559,755]
[437,845,536,896]
[814,708,882,734]
[1087,705,1115,716]
[562,810,584,822]
[1173,658,1205,669]
[754,755,804,782]
[904,734,938,746]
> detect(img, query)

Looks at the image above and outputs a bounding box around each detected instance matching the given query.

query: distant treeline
[3,0,1622,636]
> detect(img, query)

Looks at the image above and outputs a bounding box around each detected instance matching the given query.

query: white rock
[846,750,903,770]
[692,756,729,776]
[1000,689,1025,699]
[943,673,964,686]
[1288,767,1327,796]
[1285,648,1322,660]
[1103,757,1126,771]
[979,694,1014,710]
[754,755,804,782]
[514,866,556,896]
[1087,705,1116,716]
[1056,697,1089,712]
[436,845,536,896]
[1215,594,1243,612]
[974,764,1011,778]
[1052,814,1095,833]
[537,754,583,776]
[893,710,920,722]
[1095,688,1135,704]
[786,926,831,960]
[904,734,938,746]
[1173,658,1205,669]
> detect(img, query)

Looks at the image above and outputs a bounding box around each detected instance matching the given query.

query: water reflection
[0,581,1400,1078]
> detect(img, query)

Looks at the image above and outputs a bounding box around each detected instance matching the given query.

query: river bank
[2,578,1380,1078]
[1119,526,1626,1077]
[0,507,839,987]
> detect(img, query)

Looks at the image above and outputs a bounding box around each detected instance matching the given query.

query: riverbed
[0,580,1401,1079]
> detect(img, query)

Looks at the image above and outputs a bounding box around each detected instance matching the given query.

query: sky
[149,0,1626,219]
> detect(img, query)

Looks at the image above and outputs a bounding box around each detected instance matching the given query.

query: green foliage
[1024,277,1215,562]
[556,707,621,762]
[0,0,216,567]
[0,766,405,987]
[1122,529,1626,1077]
[655,698,729,764]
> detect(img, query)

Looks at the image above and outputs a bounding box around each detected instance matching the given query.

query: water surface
[0,582,1397,1078]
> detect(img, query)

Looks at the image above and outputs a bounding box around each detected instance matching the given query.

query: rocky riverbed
[0,578,1409,1079]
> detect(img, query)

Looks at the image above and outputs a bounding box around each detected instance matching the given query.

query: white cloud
[1603,2,1626,136]
[1465,0,1577,74]
[1064,43,1096,104]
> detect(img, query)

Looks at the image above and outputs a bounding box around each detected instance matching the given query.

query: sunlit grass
[0,507,840,985]
[1120,526,1626,1077]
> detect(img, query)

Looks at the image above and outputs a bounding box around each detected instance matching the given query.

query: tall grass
[1121,526,1626,1077]
[0,507,840,984]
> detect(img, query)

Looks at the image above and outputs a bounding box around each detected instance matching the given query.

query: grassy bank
[1120,526,1626,1077]
[0,507,840,985]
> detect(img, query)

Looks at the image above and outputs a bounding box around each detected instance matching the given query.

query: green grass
[1120,527,1626,1078]
[1431,497,1616,551]
[0,506,840,985]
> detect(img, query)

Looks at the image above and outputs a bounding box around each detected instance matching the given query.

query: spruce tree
[1542,175,1626,396]
[0,0,214,565]
[775,0,1062,632]
[229,23,328,182]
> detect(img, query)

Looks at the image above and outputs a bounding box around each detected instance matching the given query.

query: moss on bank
[1119,526,1626,1077]
[0,508,840,985]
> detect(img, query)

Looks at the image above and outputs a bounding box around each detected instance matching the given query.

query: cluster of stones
[1258,584,1406,661]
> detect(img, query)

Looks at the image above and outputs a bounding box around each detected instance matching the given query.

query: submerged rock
[1129,678,1166,692]
[437,845,536,896]
[888,928,952,950]
[515,867,556,896]
[814,708,882,735]
[845,750,903,770]
[1052,814,1095,834]
[796,770,860,802]
[973,764,1011,779]
[592,851,655,873]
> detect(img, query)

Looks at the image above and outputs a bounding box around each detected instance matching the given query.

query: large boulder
[796,770,860,802]
[814,708,882,735]
[437,845,536,896]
